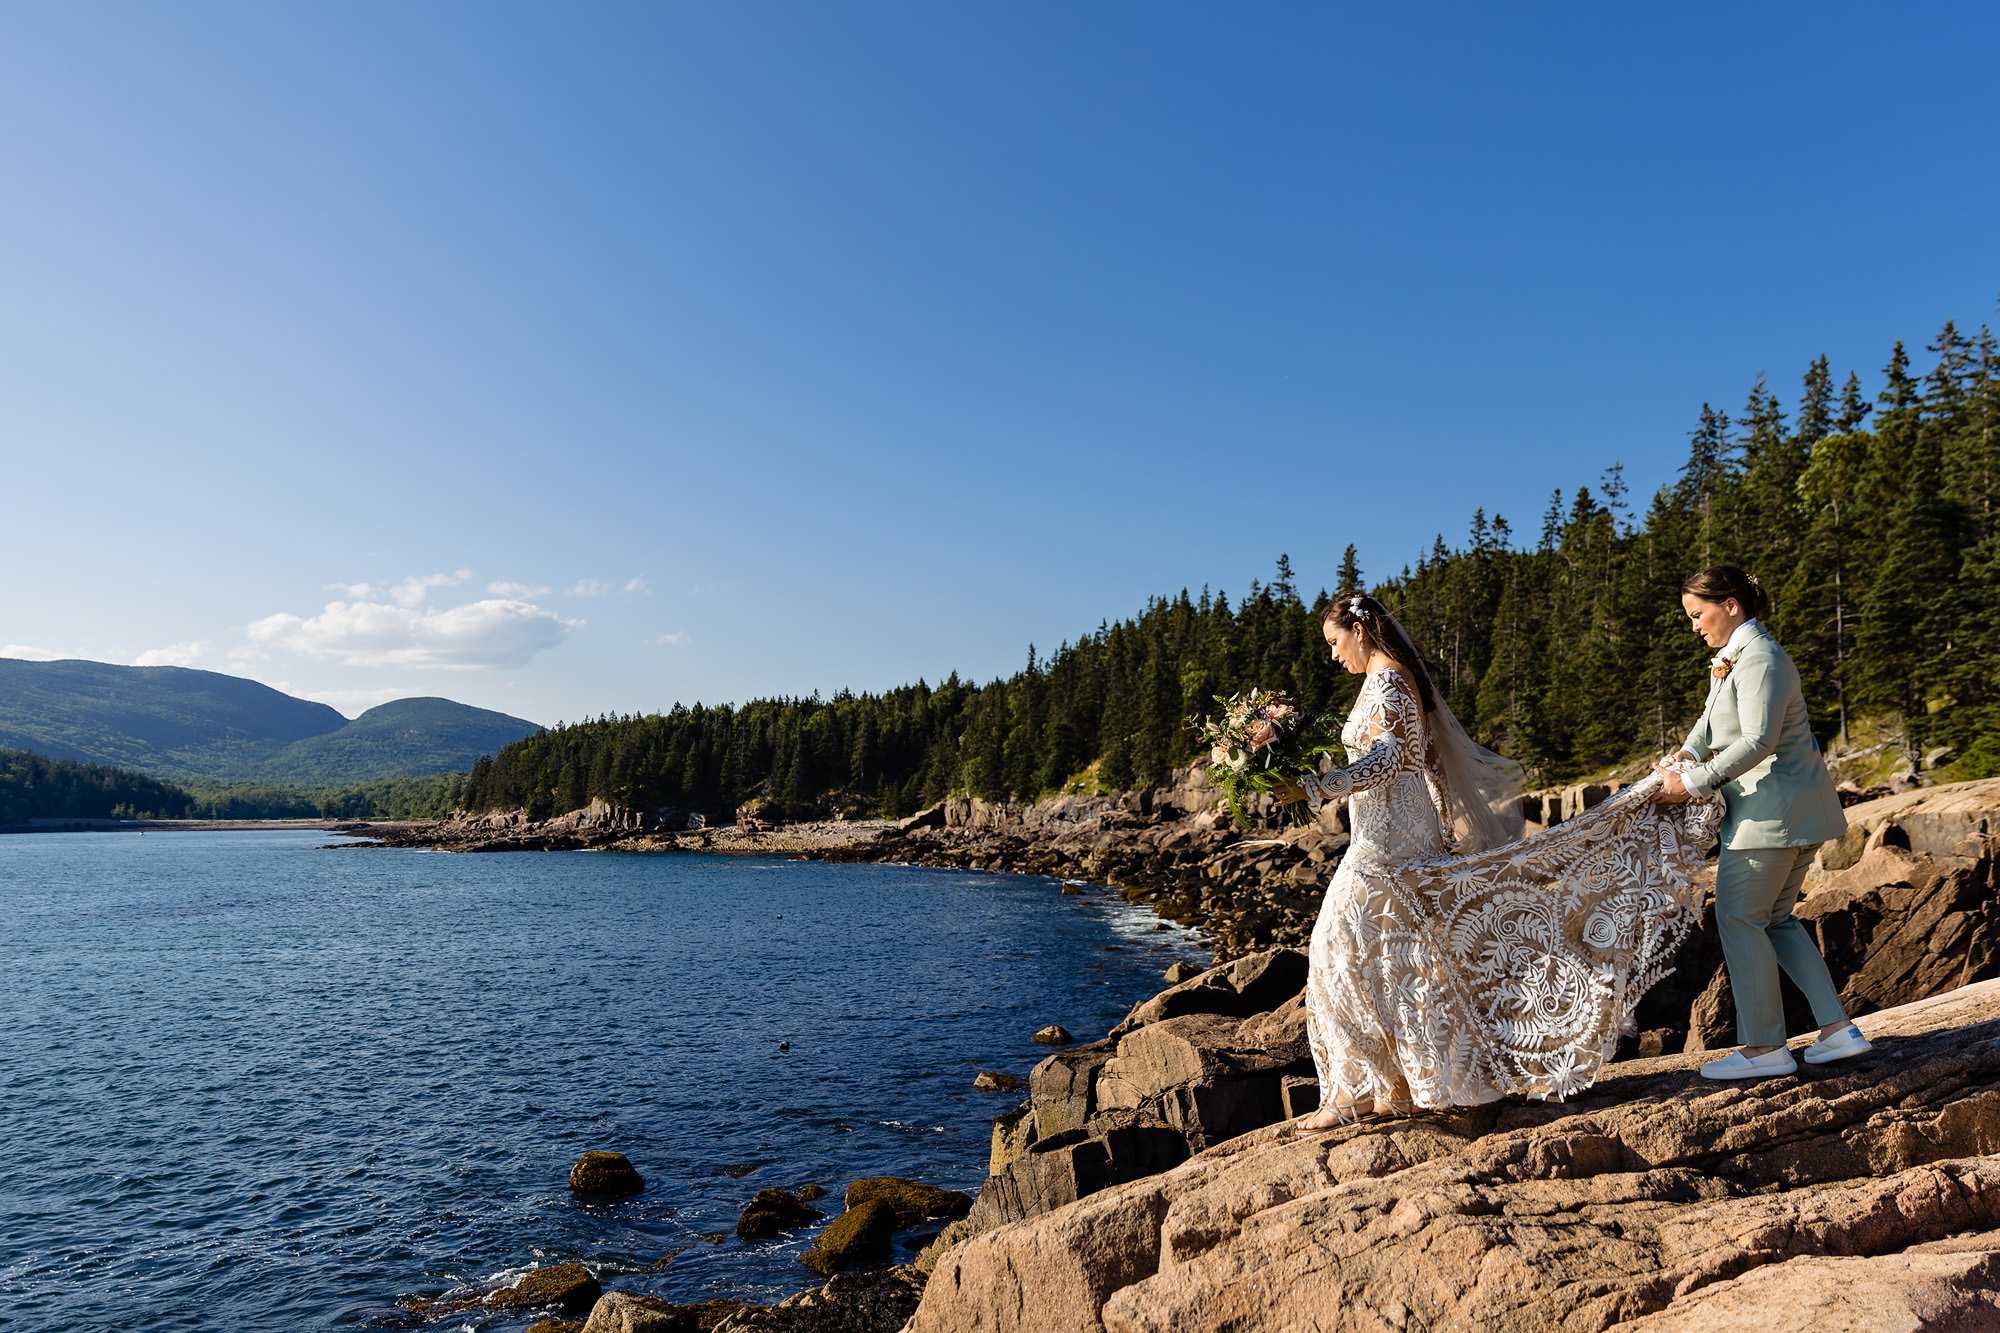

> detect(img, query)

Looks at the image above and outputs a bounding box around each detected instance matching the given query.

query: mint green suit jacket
[1681,623,1847,850]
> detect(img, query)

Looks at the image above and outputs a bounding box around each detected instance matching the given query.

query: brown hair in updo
[1322,593,1439,713]
[1680,564,1771,619]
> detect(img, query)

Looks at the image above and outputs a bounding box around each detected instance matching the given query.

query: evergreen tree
[443,309,2000,812]
[1336,544,1363,594]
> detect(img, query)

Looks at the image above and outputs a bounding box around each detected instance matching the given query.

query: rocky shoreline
[353,776,2000,1330]
[342,774,2000,1053]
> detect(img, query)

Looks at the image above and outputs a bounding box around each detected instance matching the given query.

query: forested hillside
[0,749,197,823]
[0,661,538,785]
[0,746,465,823]
[462,309,2000,821]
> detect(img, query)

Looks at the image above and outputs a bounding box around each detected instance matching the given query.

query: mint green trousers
[1715,843,1849,1047]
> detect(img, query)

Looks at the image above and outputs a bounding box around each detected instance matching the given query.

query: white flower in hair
[1349,596,1367,618]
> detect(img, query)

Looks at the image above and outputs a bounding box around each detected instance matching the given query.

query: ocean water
[0,831,1205,1331]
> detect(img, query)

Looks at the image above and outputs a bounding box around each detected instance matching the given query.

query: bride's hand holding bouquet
[1190,688,1342,828]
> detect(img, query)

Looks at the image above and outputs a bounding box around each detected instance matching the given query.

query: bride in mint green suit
[1650,564,1872,1079]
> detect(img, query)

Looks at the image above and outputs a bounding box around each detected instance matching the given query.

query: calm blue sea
[0,832,1203,1332]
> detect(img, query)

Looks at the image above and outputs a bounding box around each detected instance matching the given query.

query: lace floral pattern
[1304,669,1722,1106]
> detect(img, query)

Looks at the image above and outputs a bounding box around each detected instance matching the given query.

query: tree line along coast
[7,307,1995,830]
[0,746,471,825]
[460,307,2000,826]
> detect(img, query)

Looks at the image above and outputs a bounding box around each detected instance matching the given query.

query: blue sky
[2,3,1995,724]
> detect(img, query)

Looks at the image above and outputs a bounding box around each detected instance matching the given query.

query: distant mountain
[0,659,539,785]
[0,658,346,777]
[270,696,544,786]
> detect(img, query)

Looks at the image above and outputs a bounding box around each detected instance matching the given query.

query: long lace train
[1301,668,1722,1106]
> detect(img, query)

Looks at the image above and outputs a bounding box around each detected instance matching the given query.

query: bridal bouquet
[1191,689,1342,828]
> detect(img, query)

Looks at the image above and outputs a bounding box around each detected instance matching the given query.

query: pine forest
[461,310,2000,823]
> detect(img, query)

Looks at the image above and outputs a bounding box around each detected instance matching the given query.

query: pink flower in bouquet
[1247,719,1277,750]
[1264,702,1293,720]
[1210,744,1232,766]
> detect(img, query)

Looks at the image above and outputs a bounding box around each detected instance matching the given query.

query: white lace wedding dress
[1302,668,1721,1108]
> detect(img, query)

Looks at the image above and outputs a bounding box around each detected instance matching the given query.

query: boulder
[1811,776,2000,867]
[1033,1024,1076,1045]
[570,1151,645,1195]
[736,1188,824,1240]
[795,1183,828,1202]
[581,1291,753,1333]
[1022,793,1117,829]
[491,1264,602,1313]
[909,977,2000,1333]
[1802,832,2000,1017]
[1163,962,1202,984]
[712,1267,926,1332]
[1093,1013,1295,1152]
[915,1218,985,1277]
[1111,949,1308,1037]
[1278,1075,1319,1119]
[897,805,947,834]
[735,800,781,831]
[1231,993,1310,1065]
[1560,781,1620,822]
[989,1101,1038,1176]
[973,1071,1028,1091]
[1028,1038,1118,1139]
[800,1198,899,1276]
[971,1109,1191,1229]
[525,1320,586,1333]
[843,1177,973,1227]
[406,1263,605,1320]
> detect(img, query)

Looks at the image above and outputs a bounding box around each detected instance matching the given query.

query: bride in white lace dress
[1286,594,1721,1127]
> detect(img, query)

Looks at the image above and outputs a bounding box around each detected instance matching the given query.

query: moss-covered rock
[401,1262,601,1319]
[490,1263,601,1313]
[843,1177,974,1227]
[579,1291,754,1332]
[799,1198,898,1276]
[569,1151,644,1195]
[795,1182,828,1202]
[914,1216,985,1276]
[525,1321,585,1333]
[735,1187,823,1240]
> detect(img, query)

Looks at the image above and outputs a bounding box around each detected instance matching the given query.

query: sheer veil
[1378,606,1525,853]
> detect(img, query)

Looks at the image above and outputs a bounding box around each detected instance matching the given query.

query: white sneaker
[1700,1047,1799,1080]
[1803,1024,1874,1064]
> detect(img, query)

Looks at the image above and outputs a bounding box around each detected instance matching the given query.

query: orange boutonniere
[1711,655,1736,681]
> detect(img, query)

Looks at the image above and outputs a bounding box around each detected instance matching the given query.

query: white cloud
[488,580,552,597]
[248,594,577,670]
[334,571,471,606]
[134,641,207,668]
[390,570,471,607]
[650,632,691,645]
[572,576,650,597]
[1,644,64,660]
